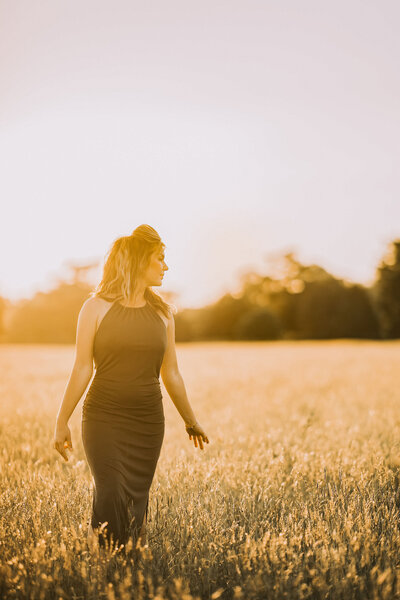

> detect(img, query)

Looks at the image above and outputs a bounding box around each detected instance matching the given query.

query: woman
[53,224,209,554]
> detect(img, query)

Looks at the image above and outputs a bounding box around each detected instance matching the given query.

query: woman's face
[144,247,168,287]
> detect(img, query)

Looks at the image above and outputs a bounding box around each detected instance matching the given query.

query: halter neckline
[117,301,148,309]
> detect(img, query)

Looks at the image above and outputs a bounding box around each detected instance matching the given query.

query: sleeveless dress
[81,299,167,549]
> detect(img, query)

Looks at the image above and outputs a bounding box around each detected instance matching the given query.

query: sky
[1,0,399,308]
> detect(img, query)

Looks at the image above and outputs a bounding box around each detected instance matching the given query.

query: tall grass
[1,341,400,599]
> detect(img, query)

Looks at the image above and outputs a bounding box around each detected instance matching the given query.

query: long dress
[81,299,167,550]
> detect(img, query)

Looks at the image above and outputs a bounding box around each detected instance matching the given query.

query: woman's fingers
[54,424,73,461]
[53,439,70,461]
[55,444,68,461]
[186,426,209,449]
[197,431,209,446]
[193,435,204,450]
[60,444,68,461]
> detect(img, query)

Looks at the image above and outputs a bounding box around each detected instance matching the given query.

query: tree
[199,294,253,340]
[373,239,400,338]
[7,282,92,343]
[173,312,195,342]
[233,307,282,340]
[0,296,6,339]
[294,279,381,339]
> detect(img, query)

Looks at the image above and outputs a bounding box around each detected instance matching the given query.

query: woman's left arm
[160,312,209,449]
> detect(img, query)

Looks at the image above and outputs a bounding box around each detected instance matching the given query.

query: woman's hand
[53,421,73,462]
[185,421,209,450]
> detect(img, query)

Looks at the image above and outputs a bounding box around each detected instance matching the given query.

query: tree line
[1,239,399,343]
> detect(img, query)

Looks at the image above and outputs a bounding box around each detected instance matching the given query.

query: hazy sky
[1,0,399,308]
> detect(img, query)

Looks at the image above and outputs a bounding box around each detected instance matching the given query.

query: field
[1,341,400,600]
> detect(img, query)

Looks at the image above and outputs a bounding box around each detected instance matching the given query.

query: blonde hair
[92,224,176,318]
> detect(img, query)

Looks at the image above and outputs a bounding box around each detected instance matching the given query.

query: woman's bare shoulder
[80,296,113,317]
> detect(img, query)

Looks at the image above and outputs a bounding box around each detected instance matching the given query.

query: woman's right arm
[53,297,98,461]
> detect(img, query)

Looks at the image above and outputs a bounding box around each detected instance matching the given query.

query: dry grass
[1,341,400,599]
